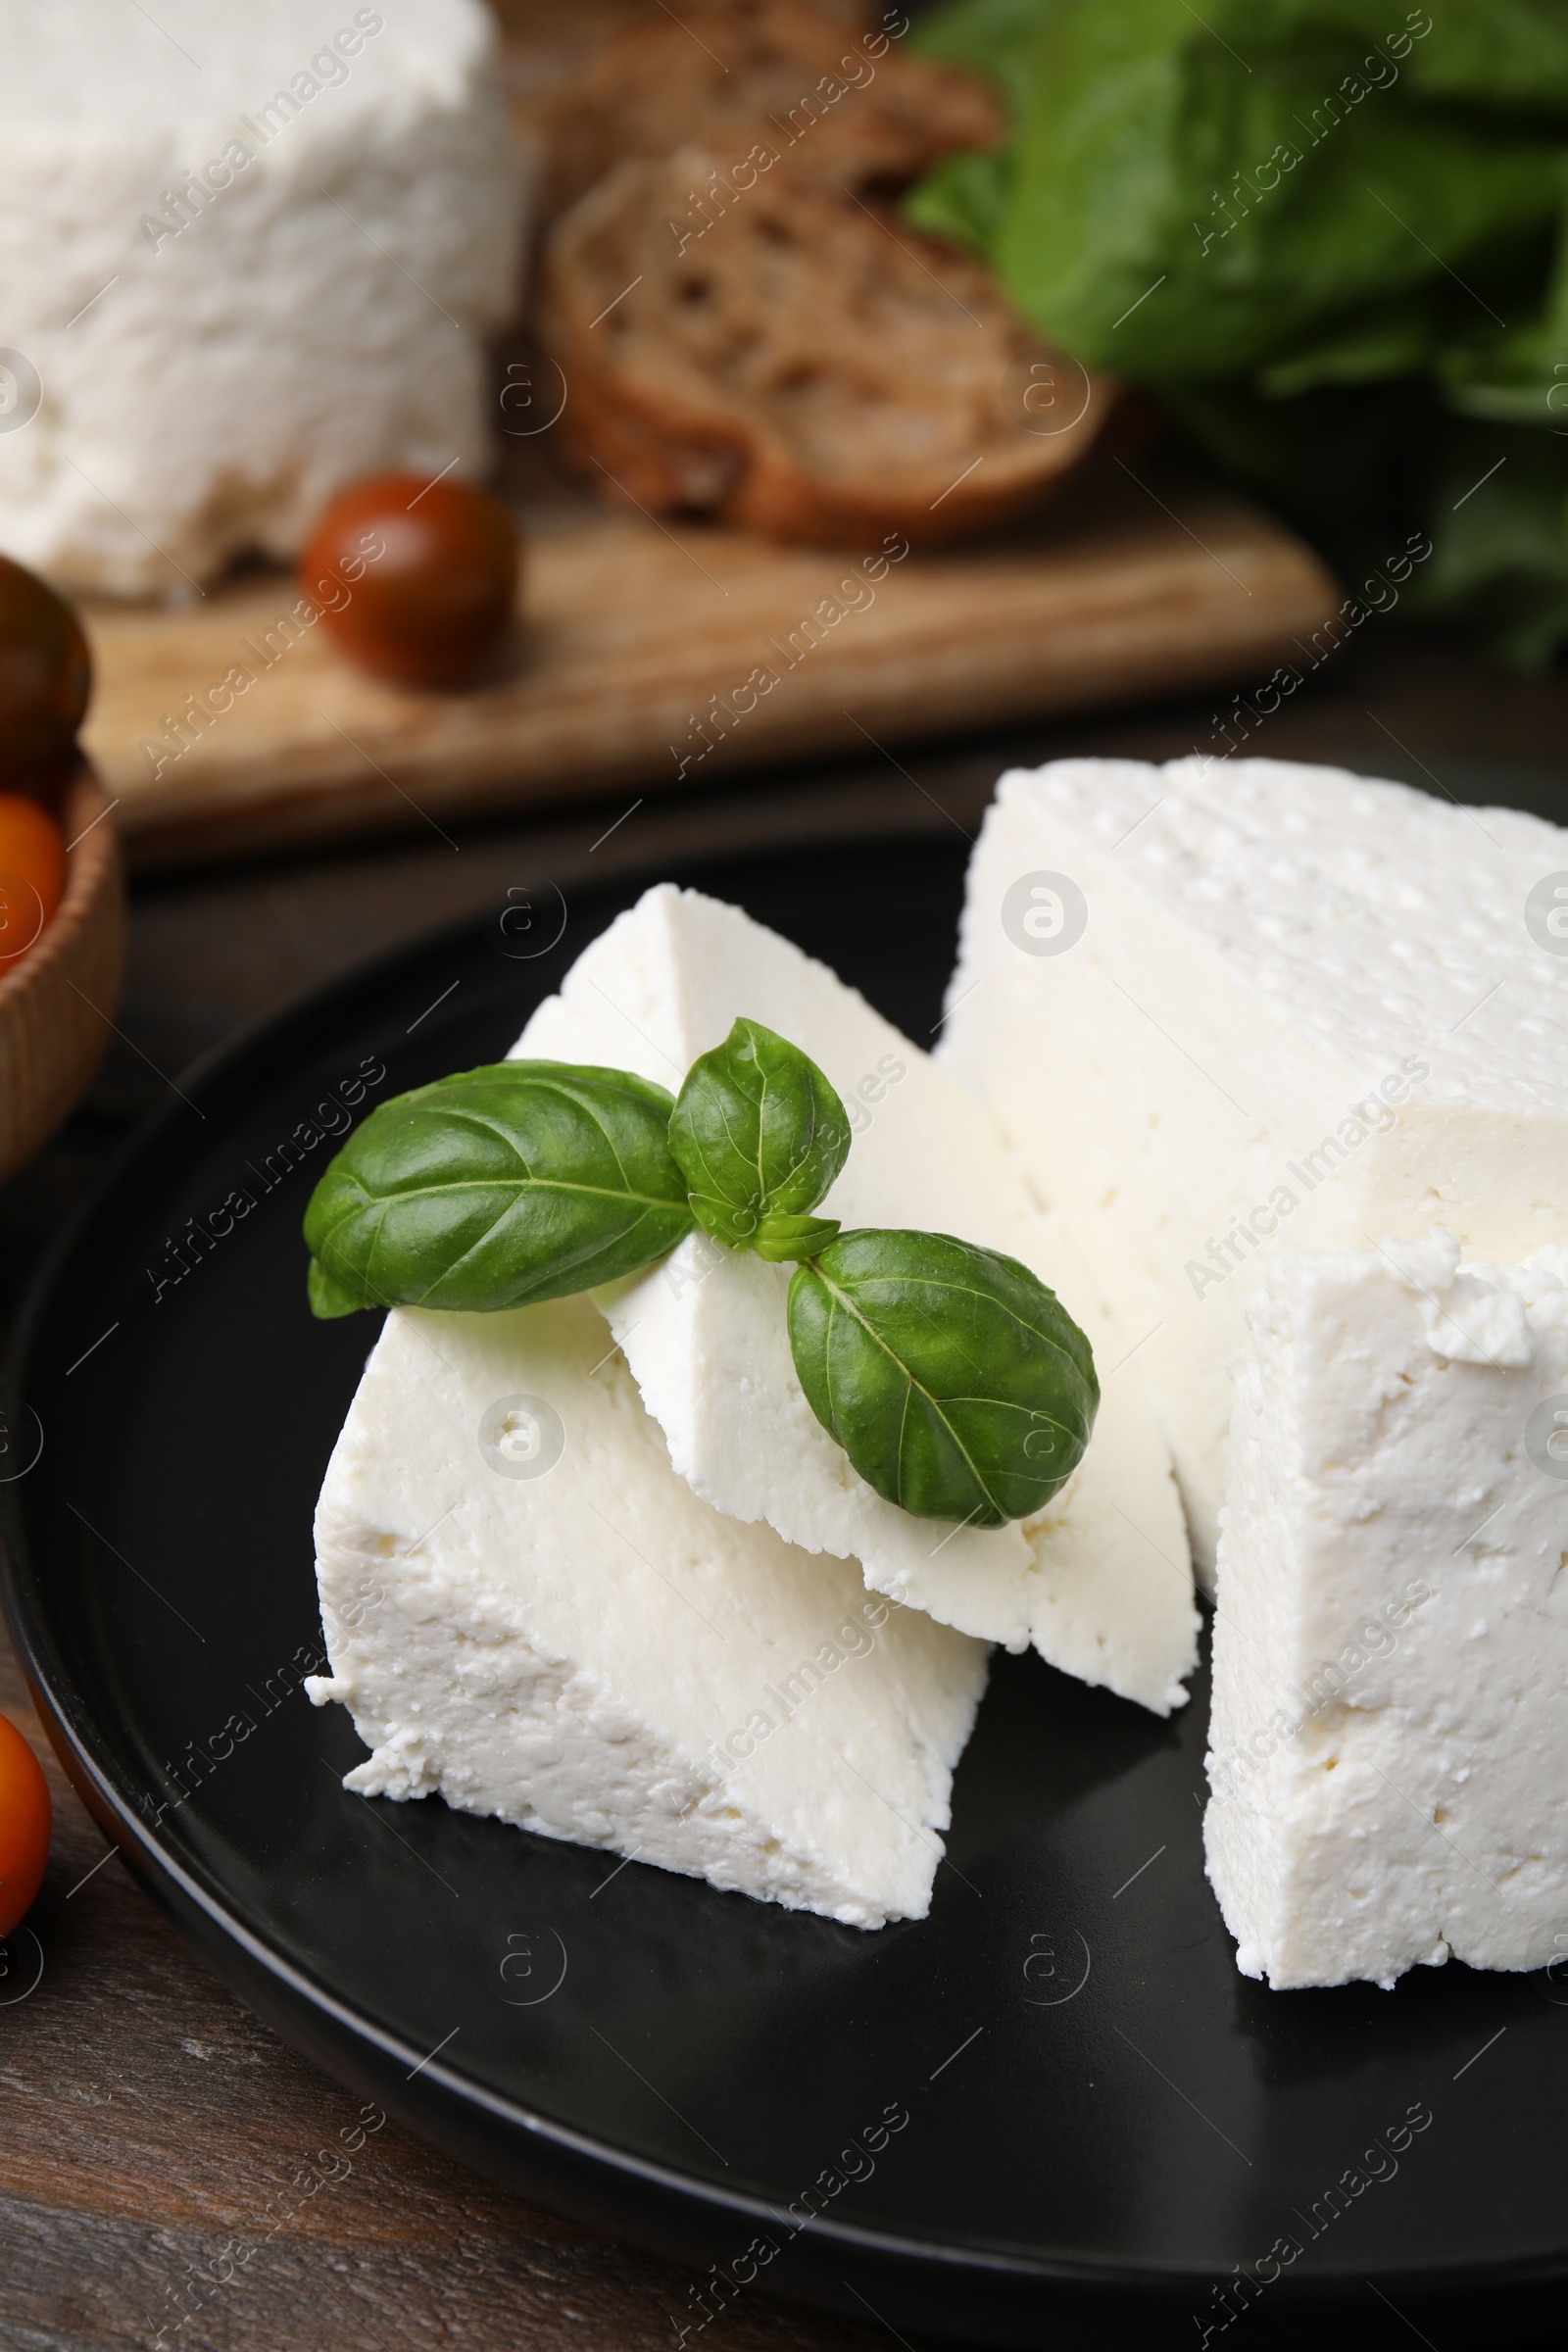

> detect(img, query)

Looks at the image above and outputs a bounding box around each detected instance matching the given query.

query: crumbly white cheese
[1205,1232,1568,1989]
[309,1295,988,1928]
[0,0,519,596]
[941,755,1568,1575]
[516,885,1198,1715]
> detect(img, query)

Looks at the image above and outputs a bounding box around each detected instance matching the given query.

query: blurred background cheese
[0,0,521,597]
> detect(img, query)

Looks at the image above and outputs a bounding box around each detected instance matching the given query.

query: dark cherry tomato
[300,472,520,688]
[0,1713,51,1937]
[0,555,91,784]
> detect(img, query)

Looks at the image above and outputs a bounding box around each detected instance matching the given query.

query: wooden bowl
[0,763,126,1185]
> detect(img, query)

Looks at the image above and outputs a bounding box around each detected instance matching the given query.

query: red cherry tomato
[0,792,67,970]
[0,1714,51,1937]
[300,472,520,687]
[0,554,91,784]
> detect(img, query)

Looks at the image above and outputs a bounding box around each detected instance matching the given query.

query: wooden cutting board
[80,466,1338,870]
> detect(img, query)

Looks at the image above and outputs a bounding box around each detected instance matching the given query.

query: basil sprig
[787,1231,1098,1527]
[667,1017,850,1260]
[304,1061,693,1315]
[304,1021,1099,1527]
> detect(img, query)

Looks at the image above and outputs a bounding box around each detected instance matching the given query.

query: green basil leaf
[303,1061,694,1316]
[787,1228,1099,1527]
[308,1257,364,1319]
[668,1018,852,1256]
[752,1211,842,1263]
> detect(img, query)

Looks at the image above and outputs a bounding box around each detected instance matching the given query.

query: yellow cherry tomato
[0,1713,51,1937]
[0,793,67,969]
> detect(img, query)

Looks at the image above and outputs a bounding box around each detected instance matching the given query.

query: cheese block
[941,755,1568,1576]
[309,1295,988,1928]
[516,885,1198,1716]
[1205,1233,1568,1989]
[0,0,518,597]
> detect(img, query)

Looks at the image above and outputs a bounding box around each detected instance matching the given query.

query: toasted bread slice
[540,1,1003,215]
[542,150,1114,547]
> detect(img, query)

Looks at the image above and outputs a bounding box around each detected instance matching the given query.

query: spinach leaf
[915,0,1563,381]
[303,1061,694,1315]
[910,0,1568,664]
[668,1018,850,1259]
[787,1229,1099,1527]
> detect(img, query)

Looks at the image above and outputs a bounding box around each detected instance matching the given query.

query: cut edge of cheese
[310,1295,990,1929]
[1204,1230,1568,1988]
[1013,1206,1199,1716]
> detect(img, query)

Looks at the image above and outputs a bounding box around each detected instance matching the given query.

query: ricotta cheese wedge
[1205,1233,1568,1990]
[309,1295,988,1928]
[941,755,1568,1575]
[0,0,519,597]
[515,885,1198,1716]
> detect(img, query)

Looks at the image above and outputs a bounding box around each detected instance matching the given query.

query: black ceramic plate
[4,835,1566,2351]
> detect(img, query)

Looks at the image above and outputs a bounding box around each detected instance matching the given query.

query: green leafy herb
[909,0,1568,666]
[668,1018,850,1260]
[303,1061,693,1315]
[304,1034,1102,1533]
[307,1257,364,1320]
[787,1229,1099,1527]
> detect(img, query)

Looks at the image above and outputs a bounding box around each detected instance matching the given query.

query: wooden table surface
[80,469,1338,871]
[4,620,1568,2352]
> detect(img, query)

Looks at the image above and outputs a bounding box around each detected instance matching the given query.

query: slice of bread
[540,1,1003,216]
[542,149,1115,547]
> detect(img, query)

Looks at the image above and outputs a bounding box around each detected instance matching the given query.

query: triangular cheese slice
[516,885,1198,1714]
[311,1295,988,1927]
